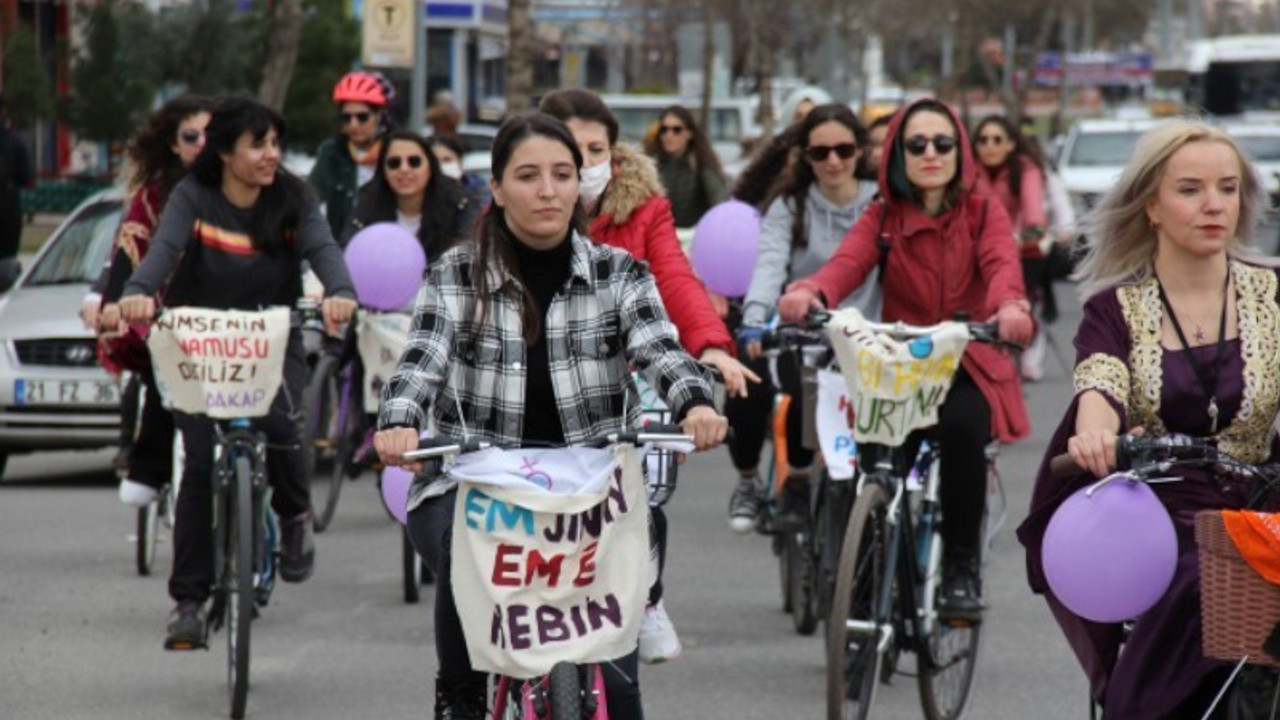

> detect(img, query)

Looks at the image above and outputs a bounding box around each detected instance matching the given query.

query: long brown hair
[644,105,724,179]
[476,112,589,343]
[126,95,214,203]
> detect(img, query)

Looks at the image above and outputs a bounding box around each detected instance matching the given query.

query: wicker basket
[1196,510,1280,668]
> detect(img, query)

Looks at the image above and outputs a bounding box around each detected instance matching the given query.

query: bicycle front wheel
[826,482,890,720]
[307,354,351,532]
[136,500,160,576]
[403,526,424,604]
[548,662,583,720]
[916,549,982,720]
[787,527,820,635]
[227,455,255,720]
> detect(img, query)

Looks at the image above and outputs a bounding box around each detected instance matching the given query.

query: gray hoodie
[742,181,881,326]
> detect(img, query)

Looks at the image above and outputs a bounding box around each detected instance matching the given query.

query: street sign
[362,0,416,69]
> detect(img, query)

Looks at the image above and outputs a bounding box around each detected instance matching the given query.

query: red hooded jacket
[588,143,734,358]
[791,99,1030,442]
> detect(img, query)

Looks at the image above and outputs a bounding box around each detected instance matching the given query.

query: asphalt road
[1,293,1092,720]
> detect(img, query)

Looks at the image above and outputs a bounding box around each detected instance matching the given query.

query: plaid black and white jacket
[379,231,714,498]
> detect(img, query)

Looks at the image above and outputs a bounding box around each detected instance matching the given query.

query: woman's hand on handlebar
[322,296,358,333]
[681,405,728,451]
[699,347,761,398]
[1066,426,1145,478]
[994,299,1034,347]
[778,285,824,324]
[118,294,156,324]
[375,426,424,474]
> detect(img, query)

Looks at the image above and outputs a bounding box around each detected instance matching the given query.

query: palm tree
[506,0,534,114]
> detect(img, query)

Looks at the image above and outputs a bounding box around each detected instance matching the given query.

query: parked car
[1055,117,1164,219]
[1222,121,1280,196]
[0,190,125,479]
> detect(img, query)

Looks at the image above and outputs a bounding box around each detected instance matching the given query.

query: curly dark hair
[973,114,1045,200]
[643,105,724,179]
[126,95,214,203]
[732,124,802,212]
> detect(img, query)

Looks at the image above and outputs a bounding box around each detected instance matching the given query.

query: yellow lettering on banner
[892,361,924,395]
[857,349,882,389]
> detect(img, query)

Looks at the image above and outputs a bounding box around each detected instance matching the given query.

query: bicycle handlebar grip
[1049,453,1082,480]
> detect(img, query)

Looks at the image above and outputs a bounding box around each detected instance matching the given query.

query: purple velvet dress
[1017,264,1280,719]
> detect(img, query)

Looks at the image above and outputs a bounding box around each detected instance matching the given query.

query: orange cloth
[1222,510,1280,585]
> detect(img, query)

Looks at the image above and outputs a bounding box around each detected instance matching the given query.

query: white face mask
[579,160,612,203]
[439,161,463,180]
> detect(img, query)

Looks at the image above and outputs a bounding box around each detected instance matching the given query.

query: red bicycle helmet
[333,71,388,107]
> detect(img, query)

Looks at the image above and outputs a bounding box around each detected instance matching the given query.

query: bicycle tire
[548,662,583,720]
[228,454,255,720]
[826,483,890,720]
[136,500,159,576]
[307,354,347,533]
[777,532,793,613]
[916,545,983,720]
[403,526,422,604]
[789,528,820,635]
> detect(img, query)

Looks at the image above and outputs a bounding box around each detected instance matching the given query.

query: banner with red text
[449,444,648,679]
[148,307,291,419]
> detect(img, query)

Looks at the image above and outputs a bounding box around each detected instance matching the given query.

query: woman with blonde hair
[1018,119,1280,718]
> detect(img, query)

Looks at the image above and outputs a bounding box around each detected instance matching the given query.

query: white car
[0,190,125,478]
[1055,118,1165,219]
[1222,121,1280,196]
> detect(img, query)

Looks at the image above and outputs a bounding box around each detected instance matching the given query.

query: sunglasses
[178,129,204,146]
[341,111,372,125]
[659,125,686,137]
[806,143,857,162]
[903,134,957,157]
[975,135,1007,147]
[386,155,425,171]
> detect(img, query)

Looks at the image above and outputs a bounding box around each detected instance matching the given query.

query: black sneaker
[434,679,487,720]
[728,474,762,534]
[773,475,810,532]
[279,510,315,583]
[164,600,207,650]
[938,553,983,623]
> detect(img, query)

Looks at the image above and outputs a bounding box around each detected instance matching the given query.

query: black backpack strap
[874,199,890,286]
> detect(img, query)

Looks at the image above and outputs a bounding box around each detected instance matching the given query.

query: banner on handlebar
[449,444,648,679]
[147,306,291,419]
[356,312,413,414]
[824,308,970,447]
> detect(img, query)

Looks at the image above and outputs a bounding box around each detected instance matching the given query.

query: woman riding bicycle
[1017,120,1280,718]
[373,112,728,720]
[118,97,357,649]
[778,98,1034,621]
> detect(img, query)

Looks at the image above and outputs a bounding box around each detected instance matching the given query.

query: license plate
[15,379,121,406]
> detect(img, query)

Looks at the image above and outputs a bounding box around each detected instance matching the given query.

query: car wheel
[0,451,8,480]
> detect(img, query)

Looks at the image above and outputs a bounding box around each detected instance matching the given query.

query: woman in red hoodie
[540,90,758,664]
[779,98,1034,619]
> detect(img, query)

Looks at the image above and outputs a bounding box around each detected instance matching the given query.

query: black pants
[169,334,310,603]
[724,350,813,472]
[409,491,645,720]
[128,367,176,490]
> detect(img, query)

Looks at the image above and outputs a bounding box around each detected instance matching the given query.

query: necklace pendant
[1194,326,1206,343]
[1209,397,1220,434]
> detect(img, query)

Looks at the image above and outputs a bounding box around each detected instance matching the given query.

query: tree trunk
[506,0,534,115]
[257,0,305,112]
[699,0,714,130]
[757,37,775,140]
[1009,2,1059,125]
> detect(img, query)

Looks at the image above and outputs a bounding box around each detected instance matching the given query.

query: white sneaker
[119,478,159,507]
[638,600,682,664]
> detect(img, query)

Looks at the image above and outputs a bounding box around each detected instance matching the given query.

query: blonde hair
[1075,119,1269,299]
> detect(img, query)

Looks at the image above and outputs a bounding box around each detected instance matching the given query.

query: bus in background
[1185,34,1280,118]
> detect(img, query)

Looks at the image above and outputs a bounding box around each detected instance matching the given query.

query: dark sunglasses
[806,143,857,162]
[178,129,204,146]
[903,134,957,157]
[341,111,372,125]
[659,125,686,137]
[385,155,425,170]
[975,134,1007,147]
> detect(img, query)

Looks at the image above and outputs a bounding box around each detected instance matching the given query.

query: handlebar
[803,310,1004,347]
[1049,434,1280,487]
[401,424,696,462]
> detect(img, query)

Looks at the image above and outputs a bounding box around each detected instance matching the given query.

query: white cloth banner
[450,445,649,679]
[824,308,970,447]
[356,312,413,414]
[147,307,290,419]
[816,369,857,480]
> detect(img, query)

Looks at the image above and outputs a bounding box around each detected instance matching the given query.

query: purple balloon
[690,200,761,297]
[1042,476,1178,623]
[380,466,413,525]
[343,222,427,311]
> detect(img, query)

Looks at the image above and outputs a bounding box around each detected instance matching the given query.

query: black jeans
[724,350,813,472]
[168,333,310,603]
[408,491,645,720]
[128,366,176,490]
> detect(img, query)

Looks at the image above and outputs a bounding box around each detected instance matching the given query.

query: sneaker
[638,600,682,664]
[279,510,316,583]
[1020,331,1046,382]
[119,478,160,507]
[774,475,811,532]
[433,679,487,720]
[728,473,762,534]
[164,600,207,650]
[938,553,984,623]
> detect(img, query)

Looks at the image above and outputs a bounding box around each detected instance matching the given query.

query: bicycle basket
[1196,511,1280,668]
